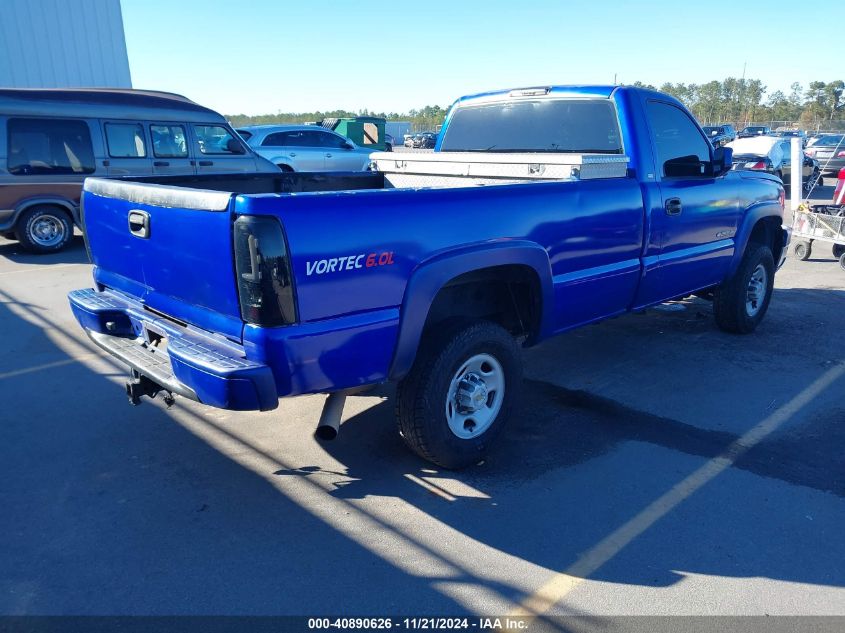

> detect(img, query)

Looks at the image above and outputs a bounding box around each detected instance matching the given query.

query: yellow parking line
[404,473,457,502]
[510,362,845,618]
[0,354,100,380]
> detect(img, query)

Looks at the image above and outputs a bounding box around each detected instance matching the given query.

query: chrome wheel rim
[745,264,767,317]
[445,353,504,439]
[29,214,65,247]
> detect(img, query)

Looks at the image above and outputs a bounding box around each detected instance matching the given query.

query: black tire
[840,253,845,272]
[833,244,845,259]
[805,169,820,193]
[713,242,775,334]
[395,321,522,469]
[793,241,812,261]
[16,206,72,253]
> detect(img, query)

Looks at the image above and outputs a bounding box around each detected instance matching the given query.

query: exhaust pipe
[315,392,347,441]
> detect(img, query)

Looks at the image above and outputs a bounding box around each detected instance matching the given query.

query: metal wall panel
[0,0,132,88]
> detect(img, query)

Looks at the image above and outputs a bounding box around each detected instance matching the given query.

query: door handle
[665,197,683,216]
[288,152,296,157]
[128,210,150,239]
[199,160,213,166]
[102,160,110,167]
[325,153,333,158]
[154,161,170,167]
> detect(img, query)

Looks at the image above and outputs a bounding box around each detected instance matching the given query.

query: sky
[121,0,842,116]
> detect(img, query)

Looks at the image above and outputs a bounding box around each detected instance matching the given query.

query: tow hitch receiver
[126,370,175,408]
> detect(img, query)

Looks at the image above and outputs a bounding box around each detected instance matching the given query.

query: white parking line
[0,354,101,380]
[509,361,845,618]
[0,263,88,276]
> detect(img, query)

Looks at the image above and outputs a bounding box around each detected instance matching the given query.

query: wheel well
[749,216,783,264]
[422,265,542,343]
[16,202,75,229]
[276,163,294,172]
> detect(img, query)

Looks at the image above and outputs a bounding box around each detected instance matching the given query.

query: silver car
[236,124,375,172]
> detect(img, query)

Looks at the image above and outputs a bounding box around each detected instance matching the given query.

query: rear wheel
[16,206,72,253]
[833,244,845,259]
[395,321,522,469]
[805,169,821,193]
[714,242,775,334]
[793,241,812,261]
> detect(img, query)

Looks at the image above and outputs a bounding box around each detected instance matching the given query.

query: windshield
[702,127,721,136]
[439,99,623,153]
[809,134,845,147]
[744,127,765,133]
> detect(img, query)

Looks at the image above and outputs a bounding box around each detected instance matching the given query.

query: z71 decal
[306,251,395,276]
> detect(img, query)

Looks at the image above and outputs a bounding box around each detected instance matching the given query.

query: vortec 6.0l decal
[306,251,395,276]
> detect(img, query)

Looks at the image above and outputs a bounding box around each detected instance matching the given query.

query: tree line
[227,104,449,133]
[632,78,844,129]
[227,79,845,132]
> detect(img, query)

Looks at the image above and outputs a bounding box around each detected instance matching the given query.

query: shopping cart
[791,204,845,270]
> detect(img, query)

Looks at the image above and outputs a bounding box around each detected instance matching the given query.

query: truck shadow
[0,291,479,615]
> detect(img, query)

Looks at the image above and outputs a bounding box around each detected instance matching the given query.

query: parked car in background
[412,131,438,149]
[702,124,736,147]
[772,128,807,147]
[403,134,415,147]
[236,125,375,172]
[805,133,845,175]
[0,89,275,253]
[738,125,772,138]
[384,133,394,152]
[727,136,820,191]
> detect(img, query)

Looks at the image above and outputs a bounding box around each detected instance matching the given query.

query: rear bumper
[68,288,279,411]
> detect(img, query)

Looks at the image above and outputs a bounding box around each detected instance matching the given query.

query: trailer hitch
[126,370,175,408]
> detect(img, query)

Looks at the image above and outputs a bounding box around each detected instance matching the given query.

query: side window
[315,131,349,149]
[646,101,711,178]
[7,117,95,175]
[194,125,244,155]
[262,132,290,147]
[150,124,188,158]
[105,123,147,158]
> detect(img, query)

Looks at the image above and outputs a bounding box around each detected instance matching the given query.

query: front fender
[388,240,553,381]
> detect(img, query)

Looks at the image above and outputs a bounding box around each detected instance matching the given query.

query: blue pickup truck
[69,85,789,468]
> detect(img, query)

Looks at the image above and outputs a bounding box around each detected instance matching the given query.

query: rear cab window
[7,117,95,175]
[439,98,623,154]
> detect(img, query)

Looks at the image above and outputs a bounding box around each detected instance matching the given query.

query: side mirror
[343,141,354,150]
[226,138,246,154]
[713,146,732,176]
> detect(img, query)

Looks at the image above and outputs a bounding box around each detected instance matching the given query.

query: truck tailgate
[82,178,243,342]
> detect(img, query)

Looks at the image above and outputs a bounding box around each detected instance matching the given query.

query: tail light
[806,148,816,156]
[744,161,767,170]
[233,215,297,326]
[778,189,785,211]
[837,151,845,157]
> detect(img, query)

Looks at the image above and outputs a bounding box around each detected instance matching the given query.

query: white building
[0,0,131,88]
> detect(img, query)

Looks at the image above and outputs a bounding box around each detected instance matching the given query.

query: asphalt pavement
[0,180,843,620]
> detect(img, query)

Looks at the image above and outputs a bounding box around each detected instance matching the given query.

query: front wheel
[16,206,72,253]
[395,321,522,469]
[713,243,775,334]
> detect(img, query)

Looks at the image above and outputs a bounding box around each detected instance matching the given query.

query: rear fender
[388,240,553,381]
